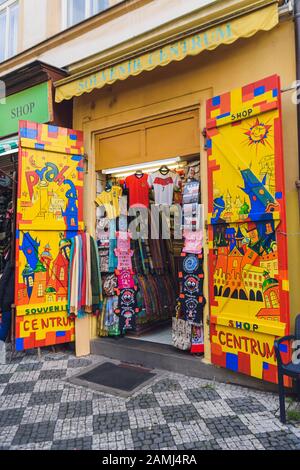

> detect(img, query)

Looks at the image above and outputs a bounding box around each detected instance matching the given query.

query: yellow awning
[55,3,278,103]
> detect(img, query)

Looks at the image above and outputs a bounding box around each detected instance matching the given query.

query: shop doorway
[95,154,201,347]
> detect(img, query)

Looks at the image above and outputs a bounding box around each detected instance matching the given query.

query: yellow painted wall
[73,19,300,359]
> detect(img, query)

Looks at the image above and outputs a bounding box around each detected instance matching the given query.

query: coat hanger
[135,170,143,177]
[159,165,169,174]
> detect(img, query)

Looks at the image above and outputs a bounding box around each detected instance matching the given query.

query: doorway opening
[95,154,201,348]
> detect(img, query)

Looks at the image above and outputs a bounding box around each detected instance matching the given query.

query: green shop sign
[0,81,51,137]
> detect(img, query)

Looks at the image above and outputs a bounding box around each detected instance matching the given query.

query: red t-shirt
[125,174,150,208]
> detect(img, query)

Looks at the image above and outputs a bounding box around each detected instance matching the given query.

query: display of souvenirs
[95,185,123,219]
[125,172,150,208]
[148,168,180,206]
[95,159,203,351]
[172,164,205,354]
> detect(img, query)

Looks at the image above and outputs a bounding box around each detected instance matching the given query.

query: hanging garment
[115,287,139,333]
[132,238,149,275]
[178,253,205,324]
[183,229,203,254]
[97,298,108,337]
[179,296,205,324]
[114,248,134,271]
[105,295,119,327]
[95,185,122,219]
[96,217,110,273]
[179,253,204,276]
[148,170,180,205]
[116,269,135,289]
[116,231,131,251]
[182,180,200,205]
[90,235,103,313]
[68,233,93,318]
[125,173,151,208]
[108,219,118,273]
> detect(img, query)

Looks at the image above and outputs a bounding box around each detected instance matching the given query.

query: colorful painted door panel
[17,121,84,232]
[207,75,290,383]
[15,121,84,351]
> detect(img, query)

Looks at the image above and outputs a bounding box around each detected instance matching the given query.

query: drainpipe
[294,0,300,204]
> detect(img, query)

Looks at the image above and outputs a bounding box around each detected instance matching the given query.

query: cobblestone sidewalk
[0,348,300,450]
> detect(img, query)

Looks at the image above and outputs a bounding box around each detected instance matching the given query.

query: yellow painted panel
[15,122,84,351]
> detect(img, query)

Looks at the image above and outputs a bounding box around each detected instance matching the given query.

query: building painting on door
[15,121,84,350]
[207,75,290,383]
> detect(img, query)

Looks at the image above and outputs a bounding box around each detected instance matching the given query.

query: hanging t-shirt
[95,185,122,219]
[125,174,150,208]
[116,232,131,251]
[182,180,200,205]
[148,170,179,206]
[117,269,135,289]
[183,229,203,254]
[114,248,134,270]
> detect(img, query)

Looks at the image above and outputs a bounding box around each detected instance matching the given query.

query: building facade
[0,0,298,383]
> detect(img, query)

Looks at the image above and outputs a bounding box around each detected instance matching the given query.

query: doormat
[68,361,157,398]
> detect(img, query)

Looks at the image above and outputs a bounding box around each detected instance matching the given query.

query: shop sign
[16,313,75,351]
[55,4,278,102]
[15,121,84,351]
[0,82,52,138]
[206,75,290,384]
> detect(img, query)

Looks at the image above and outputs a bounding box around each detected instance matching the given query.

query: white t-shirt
[148,170,180,206]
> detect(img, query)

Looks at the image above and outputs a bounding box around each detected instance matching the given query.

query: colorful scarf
[68,233,94,318]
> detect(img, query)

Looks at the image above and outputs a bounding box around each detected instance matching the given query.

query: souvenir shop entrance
[95,153,202,349]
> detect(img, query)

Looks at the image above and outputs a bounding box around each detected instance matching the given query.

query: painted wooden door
[206,75,290,383]
[15,121,84,350]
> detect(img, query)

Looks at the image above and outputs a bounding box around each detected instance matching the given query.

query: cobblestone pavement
[0,348,300,450]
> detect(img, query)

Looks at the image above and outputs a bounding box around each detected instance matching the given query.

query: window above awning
[0,138,18,156]
[55,3,279,103]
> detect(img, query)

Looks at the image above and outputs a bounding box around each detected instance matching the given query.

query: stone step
[91,337,277,393]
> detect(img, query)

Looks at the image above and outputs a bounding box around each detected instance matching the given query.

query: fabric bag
[172,317,192,351]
